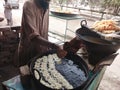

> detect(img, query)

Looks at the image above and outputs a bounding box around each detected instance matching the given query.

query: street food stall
[0,16,120,90]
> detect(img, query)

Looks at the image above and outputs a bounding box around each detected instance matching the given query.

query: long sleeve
[22,1,40,41]
[21,1,59,49]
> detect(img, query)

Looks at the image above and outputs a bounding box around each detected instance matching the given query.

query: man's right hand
[56,46,67,58]
[51,43,67,58]
[19,65,30,76]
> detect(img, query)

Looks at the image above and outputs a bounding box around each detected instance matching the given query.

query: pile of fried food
[92,20,120,34]
[34,54,73,89]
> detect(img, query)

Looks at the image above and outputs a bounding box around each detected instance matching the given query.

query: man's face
[4,0,7,2]
[42,0,50,4]
[35,0,51,9]
[44,0,50,2]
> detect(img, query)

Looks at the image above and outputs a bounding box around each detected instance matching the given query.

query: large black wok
[29,50,89,90]
[76,20,120,65]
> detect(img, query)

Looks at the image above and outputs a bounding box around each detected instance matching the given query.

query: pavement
[0,0,120,90]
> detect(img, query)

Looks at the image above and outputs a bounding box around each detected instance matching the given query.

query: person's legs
[7,18,13,26]
[7,19,9,25]
[9,17,13,26]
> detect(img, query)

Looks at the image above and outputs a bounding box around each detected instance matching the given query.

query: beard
[34,0,50,10]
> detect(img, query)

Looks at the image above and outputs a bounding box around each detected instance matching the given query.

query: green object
[87,67,107,90]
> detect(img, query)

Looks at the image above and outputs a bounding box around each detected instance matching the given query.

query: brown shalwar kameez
[18,0,49,66]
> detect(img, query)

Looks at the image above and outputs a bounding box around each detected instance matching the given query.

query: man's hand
[51,43,67,58]
[19,65,30,76]
[63,37,84,54]
[56,45,67,58]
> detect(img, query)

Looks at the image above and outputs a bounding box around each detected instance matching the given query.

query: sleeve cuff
[29,32,40,40]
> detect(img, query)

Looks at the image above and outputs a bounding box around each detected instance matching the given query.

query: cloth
[4,2,12,20]
[16,0,49,66]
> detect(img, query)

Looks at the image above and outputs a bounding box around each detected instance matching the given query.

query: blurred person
[4,0,13,25]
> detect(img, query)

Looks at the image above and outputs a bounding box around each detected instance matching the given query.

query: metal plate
[50,11,78,17]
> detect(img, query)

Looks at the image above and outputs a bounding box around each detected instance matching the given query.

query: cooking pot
[76,20,120,65]
[29,50,89,90]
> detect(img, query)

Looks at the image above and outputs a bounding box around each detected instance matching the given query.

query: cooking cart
[1,62,107,90]
[1,19,120,90]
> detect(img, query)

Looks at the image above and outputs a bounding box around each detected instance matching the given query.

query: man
[18,0,67,66]
[15,0,67,88]
[4,0,13,25]
[16,0,67,75]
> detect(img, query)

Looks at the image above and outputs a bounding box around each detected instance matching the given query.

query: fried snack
[92,20,120,34]
[34,54,73,89]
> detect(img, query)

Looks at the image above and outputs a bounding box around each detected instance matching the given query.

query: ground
[0,0,120,90]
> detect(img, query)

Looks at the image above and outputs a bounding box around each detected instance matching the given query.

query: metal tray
[50,11,78,17]
[29,50,89,90]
